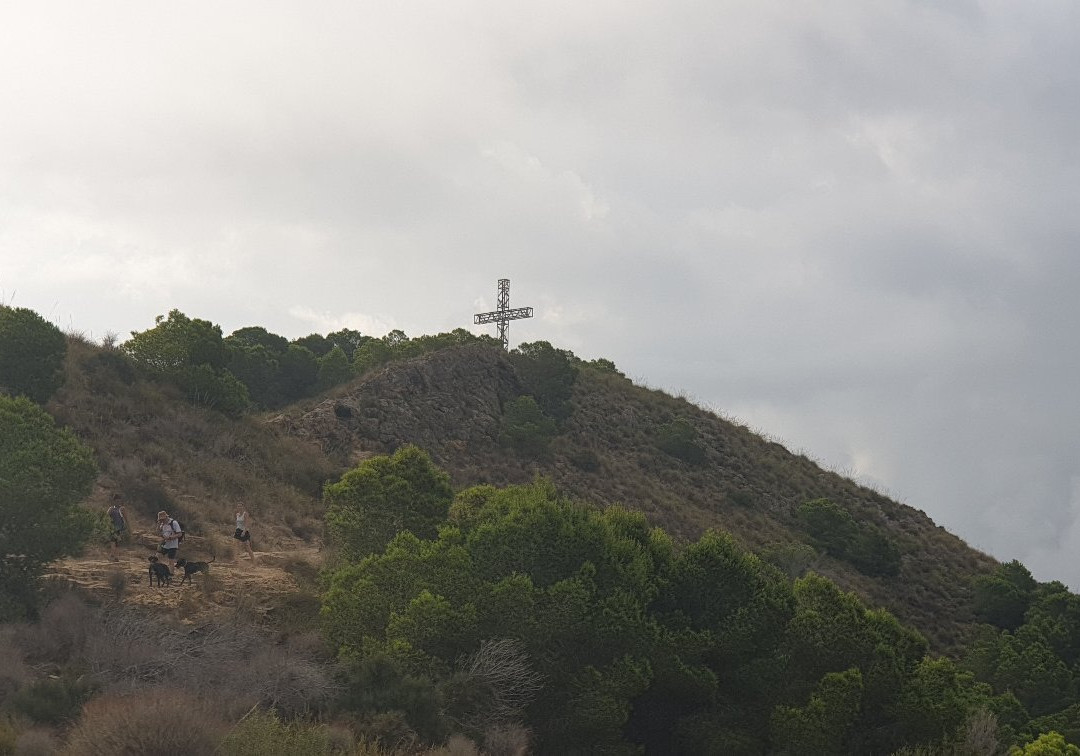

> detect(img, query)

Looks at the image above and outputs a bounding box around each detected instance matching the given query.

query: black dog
[148,556,172,587]
[174,556,215,585]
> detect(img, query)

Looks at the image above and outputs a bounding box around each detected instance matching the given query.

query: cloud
[1,0,1079,587]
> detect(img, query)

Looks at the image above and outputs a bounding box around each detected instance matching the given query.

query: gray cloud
[2,1,1079,585]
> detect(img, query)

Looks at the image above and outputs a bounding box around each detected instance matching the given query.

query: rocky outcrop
[270,344,521,466]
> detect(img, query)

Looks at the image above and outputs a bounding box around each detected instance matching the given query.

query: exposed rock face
[271,344,521,466]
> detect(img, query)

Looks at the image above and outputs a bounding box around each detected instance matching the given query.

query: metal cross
[474,279,533,350]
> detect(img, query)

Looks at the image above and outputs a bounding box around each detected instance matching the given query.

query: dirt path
[46,540,324,625]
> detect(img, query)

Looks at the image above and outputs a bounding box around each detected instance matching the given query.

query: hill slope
[273,343,997,651]
[48,337,996,651]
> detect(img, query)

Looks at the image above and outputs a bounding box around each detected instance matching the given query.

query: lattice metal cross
[474,279,533,350]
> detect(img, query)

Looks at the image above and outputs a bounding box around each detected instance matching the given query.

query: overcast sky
[2,1,1078,585]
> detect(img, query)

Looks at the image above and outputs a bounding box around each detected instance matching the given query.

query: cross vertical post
[473,278,534,350]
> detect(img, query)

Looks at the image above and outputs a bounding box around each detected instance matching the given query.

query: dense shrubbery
[0,396,98,620]
[508,341,578,422]
[497,340,582,458]
[796,498,902,577]
[122,310,500,415]
[0,306,67,403]
[655,417,706,465]
[320,453,1037,753]
[499,396,556,456]
[324,446,453,562]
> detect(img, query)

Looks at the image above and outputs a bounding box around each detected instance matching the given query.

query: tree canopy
[0,306,67,403]
[320,454,1014,753]
[0,396,97,619]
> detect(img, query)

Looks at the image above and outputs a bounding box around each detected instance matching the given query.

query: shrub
[0,306,67,403]
[14,728,60,756]
[796,499,858,555]
[656,419,706,465]
[9,674,96,725]
[500,396,557,456]
[81,350,136,395]
[324,446,453,561]
[567,446,601,472]
[17,593,95,665]
[219,710,351,756]
[796,499,901,577]
[0,721,16,756]
[848,526,902,577]
[0,398,97,620]
[111,459,175,520]
[973,561,1037,631]
[61,688,226,756]
[508,341,578,421]
[761,542,819,580]
[177,364,250,416]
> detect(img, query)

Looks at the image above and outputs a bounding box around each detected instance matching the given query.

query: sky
[2,1,1078,585]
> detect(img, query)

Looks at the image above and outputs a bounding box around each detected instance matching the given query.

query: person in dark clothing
[107,495,127,562]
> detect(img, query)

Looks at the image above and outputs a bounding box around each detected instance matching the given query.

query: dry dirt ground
[45,533,323,625]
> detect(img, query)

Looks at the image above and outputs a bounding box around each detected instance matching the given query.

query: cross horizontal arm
[474,307,534,325]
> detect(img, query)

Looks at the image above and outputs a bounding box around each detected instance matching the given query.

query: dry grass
[14,728,60,756]
[62,688,226,756]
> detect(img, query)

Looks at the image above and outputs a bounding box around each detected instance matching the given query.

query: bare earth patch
[46,541,324,625]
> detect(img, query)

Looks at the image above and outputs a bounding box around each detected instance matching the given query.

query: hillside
[34,335,998,653]
[5,331,1040,753]
[270,342,996,651]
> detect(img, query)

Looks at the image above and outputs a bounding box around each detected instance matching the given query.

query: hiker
[233,503,255,561]
[106,494,127,561]
[157,510,182,560]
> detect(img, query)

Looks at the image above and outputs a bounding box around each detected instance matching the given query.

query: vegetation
[320,461,1026,753]
[655,417,706,465]
[0,305,67,403]
[796,498,902,577]
[324,446,453,562]
[499,396,557,456]
[9,304,1080,753]
[0,396,97,619]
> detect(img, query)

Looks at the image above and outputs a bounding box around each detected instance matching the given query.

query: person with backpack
[157,510,183,560]
[106,494,127,562]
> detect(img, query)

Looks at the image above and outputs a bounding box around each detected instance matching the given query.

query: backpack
[172,519,185,544]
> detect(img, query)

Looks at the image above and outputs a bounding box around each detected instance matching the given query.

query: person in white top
[157,510,182,559]
[233,503,255,561]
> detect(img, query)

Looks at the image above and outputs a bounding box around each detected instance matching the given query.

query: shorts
[233,528,251,542]
[159,546,178,559]
[110,528,124,545]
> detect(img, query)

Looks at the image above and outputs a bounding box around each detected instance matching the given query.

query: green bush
[796,499,901,577]
[656,418,706,465]
[500,396,557,456]
[0,306,67,403]
[509,341,578,421]
[973,561,1037,630]
[0,396,98,620]
[9,674,96,725]
[848,527,902,578]
[324,445,453,561]
[177,364,250,416]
